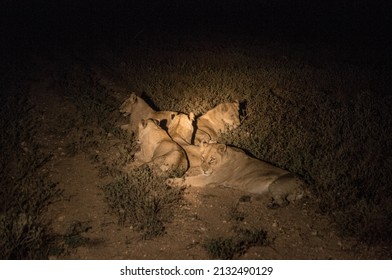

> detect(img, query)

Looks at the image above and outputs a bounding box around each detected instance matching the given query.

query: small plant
[203,228,268,259]
[228,204,246,222]
[100,166,184,239]
[59,65,120,132]
[63,221,92,248]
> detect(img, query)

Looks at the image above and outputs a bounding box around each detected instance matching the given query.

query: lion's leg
[268,174,304,208]
[153,150,187,174]
[120,124,132,132]
[166,173,209,188]
[185,166,203,176]
[165,177,186,187]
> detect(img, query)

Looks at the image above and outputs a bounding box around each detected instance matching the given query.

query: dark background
[2,0,391,51]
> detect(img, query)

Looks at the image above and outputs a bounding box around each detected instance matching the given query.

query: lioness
[167,142,305,207]
[130,119,188,175]
[166,112,205,174]
[120,93,178,133]
[194,101,240,145]
[167,112,195,145]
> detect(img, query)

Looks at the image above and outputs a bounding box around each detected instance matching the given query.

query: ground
[27,55,387,260]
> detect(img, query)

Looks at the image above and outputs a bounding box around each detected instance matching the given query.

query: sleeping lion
[166,142,305,207]
[194,100,241,145]
[119,93,178,133]
[167,112,195,145]
[130,119,188,175]
[167,112,203,173]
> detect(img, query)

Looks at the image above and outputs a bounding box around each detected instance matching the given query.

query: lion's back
[203,147,301,199]
[152,141,188,175]
[195,101,240,144]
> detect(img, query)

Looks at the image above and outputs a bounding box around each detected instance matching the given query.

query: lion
[166,112,208,175]
[119,93,178,133]
[194,100,241,145]
[167,112,195,145]
[130,119,188,175]
[166,142,305,207]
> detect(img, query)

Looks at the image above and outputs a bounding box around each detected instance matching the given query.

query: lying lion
[194,100,241,145]
[167,112,195,145]
[167,142,305,207]
[130,119,188,175]
[119,93,178,133]
[167,112,202,173]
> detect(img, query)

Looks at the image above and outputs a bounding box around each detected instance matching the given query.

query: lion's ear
[189,112,195,121]
[170,113,177,120]
[130,93,138,104]
[201,140,209,148]
[119,100,128,111]
[234,100,240,110]
[141,119,148,128]
[217,144,227,154]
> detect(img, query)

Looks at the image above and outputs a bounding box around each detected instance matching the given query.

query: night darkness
[2,0,391,52]
[1,0,392,260]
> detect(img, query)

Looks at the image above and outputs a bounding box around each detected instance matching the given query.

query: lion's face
[138,118,161,141]
[200,142,227,175]
[119,93,139,116]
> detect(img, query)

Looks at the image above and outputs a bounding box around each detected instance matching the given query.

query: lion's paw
[165,177,185,187]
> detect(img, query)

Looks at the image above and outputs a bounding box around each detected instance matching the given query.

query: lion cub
[120,93,178,133]
[194,101,241,145]
[167,142,305,207]
[130,119,188,175]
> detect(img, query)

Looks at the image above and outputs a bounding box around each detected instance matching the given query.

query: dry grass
[0,87,61,259]
[203,227,268,260]
[100,166,184,239]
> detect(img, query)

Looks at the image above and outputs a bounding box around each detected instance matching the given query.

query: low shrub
[100,166,184,239]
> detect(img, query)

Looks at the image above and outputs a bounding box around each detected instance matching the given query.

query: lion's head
[213,100,240,129]
[194,100,241,145]
[199,142,227,175]
[138,118,163,142]
[120,93,141,116]
[168,112,195,144]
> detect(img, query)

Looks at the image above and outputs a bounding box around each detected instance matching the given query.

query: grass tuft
[0,91,60,259]
[100,166,184,239]
[203,228,268,259]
